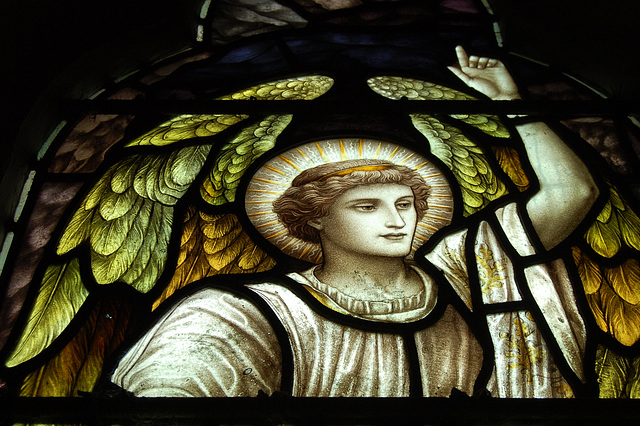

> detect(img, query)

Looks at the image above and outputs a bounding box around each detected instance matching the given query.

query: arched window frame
[2,0,640,423]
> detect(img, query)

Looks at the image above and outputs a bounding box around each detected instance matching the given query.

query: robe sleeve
[424,202,586,396]
[424,227,473,310]
[110,287,282,397]
[496,202,587,382]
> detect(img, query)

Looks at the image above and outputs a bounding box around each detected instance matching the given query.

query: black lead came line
[63,99,640,116]
[4,396,640,423]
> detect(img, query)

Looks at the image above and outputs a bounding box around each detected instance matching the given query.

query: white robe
[111,202,586,398]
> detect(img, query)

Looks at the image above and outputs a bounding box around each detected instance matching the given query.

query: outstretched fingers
[455,45,501,70]
[449,46,520,100]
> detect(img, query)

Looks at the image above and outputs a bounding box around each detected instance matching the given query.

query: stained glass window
[2,0,640,423]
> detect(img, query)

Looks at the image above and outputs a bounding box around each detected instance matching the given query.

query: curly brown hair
[272,159,431,243]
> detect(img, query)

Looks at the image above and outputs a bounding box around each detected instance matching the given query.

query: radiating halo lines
[245,138,454,264]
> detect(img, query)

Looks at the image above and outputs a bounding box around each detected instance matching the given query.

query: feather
[618,207,640,252]
[203,222,243,256]
[5,259,89,367]
[461,189,485,211]
[118,203,172,293]
[167,145,212,188]
[90,196,145,257]
[125,114,249,147]
[628,356,640,398]
[605,259,640,305]
[411,114,508,216]
[109,155,139,194]
[596,198,613,224]
[483,173,500,197]
[200,213,236,239]
[57,205,93,255]
[594,345,630,398]
[98,187,139,221]
[609,186,625,210]
[132,156,155,199]
[491,146,530,191]
[201,115,292,205]
[367,76,509,138]
[152,210,276,310]
[584,186,640,258]
[208,234,245,270]
[455,164,482,184]
[585,220,622,259]
[20,293,135,396]
[57,144,210,293]
[237,243,269,270]
[450,113,511,138]
[368,76,474,101]
[586,291,607,333]
[600,279,640,346]
[452,155,477,173]
[571,247,603,294]
[575,246,640,346]
[217,75,333,101]
[91,202,171,292]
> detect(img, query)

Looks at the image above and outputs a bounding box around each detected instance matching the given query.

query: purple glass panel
[0,182,83,353]
[49,115,134,174]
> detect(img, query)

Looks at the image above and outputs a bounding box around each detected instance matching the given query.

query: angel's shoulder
[156,285,274,332]
[112,285,282,396]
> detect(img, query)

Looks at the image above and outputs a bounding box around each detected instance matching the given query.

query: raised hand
[447,46,521,101]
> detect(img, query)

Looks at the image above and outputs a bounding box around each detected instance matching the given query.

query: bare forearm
[447,46,599,248]
[517,121,599,249]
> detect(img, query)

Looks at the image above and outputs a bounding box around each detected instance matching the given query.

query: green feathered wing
[4,76,334,396]
[368,75,640,397]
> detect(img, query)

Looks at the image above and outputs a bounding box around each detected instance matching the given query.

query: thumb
[447,66,472,85]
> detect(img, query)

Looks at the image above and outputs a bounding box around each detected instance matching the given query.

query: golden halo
[245,138,453,264]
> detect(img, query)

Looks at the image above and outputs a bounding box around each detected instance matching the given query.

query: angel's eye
[355,204,376,212]
[396,201,413,210]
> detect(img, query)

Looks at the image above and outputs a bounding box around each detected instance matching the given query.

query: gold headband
[314,165,393,182]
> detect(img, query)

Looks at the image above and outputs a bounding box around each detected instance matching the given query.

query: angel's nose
[384,207,406,228]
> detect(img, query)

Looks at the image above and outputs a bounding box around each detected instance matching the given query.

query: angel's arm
[449,46,599,249]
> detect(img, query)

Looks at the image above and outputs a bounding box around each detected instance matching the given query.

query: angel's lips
[380,233,407,241]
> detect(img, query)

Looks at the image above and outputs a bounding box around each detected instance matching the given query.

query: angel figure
[107,47,599,398]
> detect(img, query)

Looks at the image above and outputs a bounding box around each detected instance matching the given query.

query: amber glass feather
[585,187,640,258]
[491,146,530,191]
[20,294,135,396]
[153,209,276,310]
[573,248,640,346]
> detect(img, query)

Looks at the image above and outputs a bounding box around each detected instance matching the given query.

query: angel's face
[309,183,417,259]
